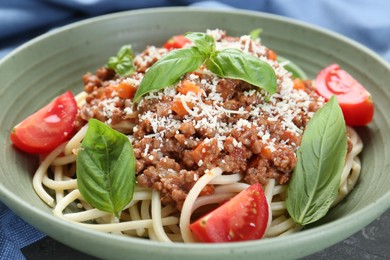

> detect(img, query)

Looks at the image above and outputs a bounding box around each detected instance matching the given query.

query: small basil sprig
[277,56,308,80]
[107,45,135,76]
[286,96,347,225]
[133,32,277,102]
[249,28,263,40]
[76,119,136,217]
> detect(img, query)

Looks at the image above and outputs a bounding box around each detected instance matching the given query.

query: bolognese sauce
[76,29,333,210]
[11,29,364,243]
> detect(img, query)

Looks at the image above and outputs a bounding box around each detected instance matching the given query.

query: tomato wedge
[10,91,78,154]
[315,64,374,126]
[163,35,191,50]
[190,183,269,242]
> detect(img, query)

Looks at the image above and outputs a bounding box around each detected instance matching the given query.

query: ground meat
[75,68,139,133]
[216,79,239,99]
[82,67,115,93]
[96,67,116,81]
[133,46,168,73]
[179,122,196,136]
[136,157,203,210]
[76,30,335,210]
[245,158,270,185]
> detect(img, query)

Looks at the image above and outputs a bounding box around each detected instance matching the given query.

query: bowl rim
[1,6,390,257]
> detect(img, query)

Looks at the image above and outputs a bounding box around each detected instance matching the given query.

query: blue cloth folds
[1,0,389,259]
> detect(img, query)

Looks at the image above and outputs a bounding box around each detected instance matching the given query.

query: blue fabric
[1,0,390,61]
[1,1,389,258]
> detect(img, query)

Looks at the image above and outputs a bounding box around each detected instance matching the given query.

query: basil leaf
[277,56,308,80]
[118,44,134,60]
[134,31,278,102]
[184,32,216,54]
[208,48,278,96]
[249,28,263,40]
[76,119,136,217]
[205,54,224,76]
[286,96,347,225]
[107,45,135,76]
[133,46,207,102]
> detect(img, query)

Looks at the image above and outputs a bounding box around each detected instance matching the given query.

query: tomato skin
[189,183,269,243]
[10,91,78,154]
[163,35,191,50]
[315,64,374,126]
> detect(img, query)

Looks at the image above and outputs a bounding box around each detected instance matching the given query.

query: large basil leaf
[208,48,278,96]
[76,119,136,217]
[286,96,347,225]
[134,32,278,102]
[277,56,308,80]
[133,46,207,102]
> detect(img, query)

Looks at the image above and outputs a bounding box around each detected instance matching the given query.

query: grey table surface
[21,208,390,260]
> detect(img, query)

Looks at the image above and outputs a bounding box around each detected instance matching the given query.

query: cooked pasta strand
[51,154,77,166]
[209,173,243,185]
[54,165,64,202]
[33,143,67,207]
[64,124,87,155]
[180,167,223,243]
[42,175,77,190]
[193,192,236,212]
[151,190,172,242]
[30,32,364,244]
[129,203,146,236]
[76,217,179,233]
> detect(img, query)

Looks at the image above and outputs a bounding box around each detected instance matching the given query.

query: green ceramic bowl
[1,7,390,260]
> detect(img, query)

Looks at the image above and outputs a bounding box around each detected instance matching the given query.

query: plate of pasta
[1,7,390,260]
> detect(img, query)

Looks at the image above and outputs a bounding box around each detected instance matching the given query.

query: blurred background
[1,0,389,259]
[1,0,390,60]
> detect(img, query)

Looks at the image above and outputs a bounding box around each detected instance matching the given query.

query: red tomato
[163,35,191,50]
[315,64,374,126]
[190,183,269,242]
[10,91,78,154]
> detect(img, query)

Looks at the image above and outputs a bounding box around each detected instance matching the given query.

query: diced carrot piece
[200,185,215,196]
[177,80,204,95]
[261,146,272,160]
[116,82,137,99]
[190,139,220,164]
[103,86,116,99]
[171,99,194,116]
[293,78,306,91]
[267,49,277,61]
[191,141,208,163]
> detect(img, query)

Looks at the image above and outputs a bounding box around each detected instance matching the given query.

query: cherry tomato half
[315,64,374,126]
[190,183,269,242]
[163,35,191,50]
[10,91,78,154]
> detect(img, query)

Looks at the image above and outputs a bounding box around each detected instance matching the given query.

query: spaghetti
[30,29,363,243]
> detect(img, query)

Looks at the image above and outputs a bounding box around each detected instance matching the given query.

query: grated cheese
[98,29,324,160]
